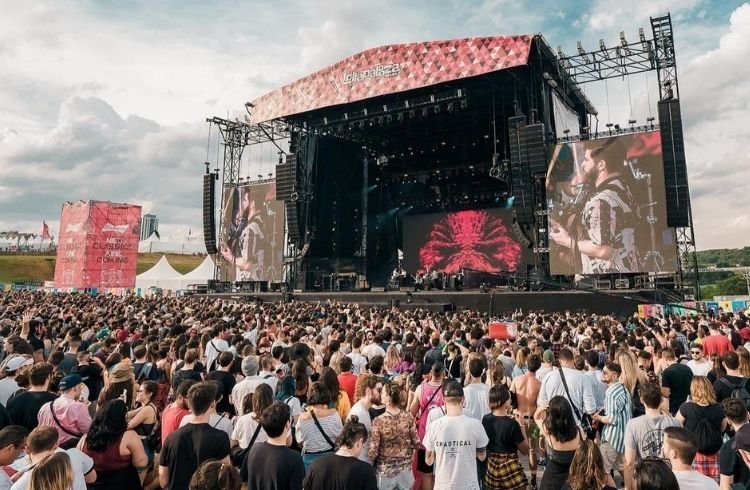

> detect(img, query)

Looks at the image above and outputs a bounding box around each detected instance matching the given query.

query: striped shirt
[295,412,343,454]
[602,382,631,454]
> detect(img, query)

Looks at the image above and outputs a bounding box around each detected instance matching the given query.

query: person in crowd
[274,374,302,425]
[409,361,446,490]
[204,325,230,373]
[13,426,96,490]
[179,380,233,438]
[0,356,32,406]
[482,385,528,490]
[563,439,617,490]
[206,351,237,417]
[423,379,488,490]
[347,337,368,375]
[7,363,56,432]
[687,343,712,376]
[126,380,159,471]
[170,349,203,394]
[713,351,749,403]
[37,374,92,449]
[243,402,304,490]
[660,347,693,415]
[369,382,420,490]
[320,367,351,422]
[384,345,401,375]
[80,399,149,489]
[337,356,358,403]
[594,361,631,487]
[347,373,381,464]
[26,451,74,490]
[662,426,720,490]
[511,347,530,378]
[536,350,555,382]
[159,382,231,490]
[189,460,240,490]
[702,322,734,356]
[98,362,136,409]
[303,415,378,490]
[584,350,606,412]
[537,348,596,419]
[510,353,542,488]
[231,383,272,449]
[132,346,158,383]
[676,376,726,482]
[295,382,343,470]
[161,379,197,443]
[718,397,750,490]
[616,350,646,417]
[633,457,680,490]
[0,425,29,490]
[534,396,581,490]
[464,357,491,422]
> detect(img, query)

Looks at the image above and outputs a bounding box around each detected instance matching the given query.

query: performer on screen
[549,139,639,274]
[220,187,266,281]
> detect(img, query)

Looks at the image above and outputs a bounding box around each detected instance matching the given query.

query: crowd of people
[0,289,748,490]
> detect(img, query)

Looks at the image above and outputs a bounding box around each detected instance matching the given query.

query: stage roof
[247,35,533,124]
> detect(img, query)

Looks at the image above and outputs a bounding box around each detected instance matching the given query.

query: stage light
[257,174,263,180]
[577,41,585,55]
[620,31,628,47]
[397,113,404,122]
[409,110,415,119]
[628,119,637,125]
[599,39,606,51]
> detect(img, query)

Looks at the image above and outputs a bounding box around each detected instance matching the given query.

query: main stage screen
[546,131,677,275]
[402,208,525,273]
[218,182,284,282]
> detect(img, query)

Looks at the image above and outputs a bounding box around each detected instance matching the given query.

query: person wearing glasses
[687,344,712,377]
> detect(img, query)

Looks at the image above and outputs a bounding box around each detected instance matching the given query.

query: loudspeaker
[658,99,690,228]
[202,173,217,255]
[276,151,302,242]
[510,119,547,226]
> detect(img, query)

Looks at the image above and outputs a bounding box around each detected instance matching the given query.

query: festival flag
[42,221,51,240]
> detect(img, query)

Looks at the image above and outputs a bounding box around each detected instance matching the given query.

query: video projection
[546,131,677,275]
[219,182,284,282]
[403,208,527,273]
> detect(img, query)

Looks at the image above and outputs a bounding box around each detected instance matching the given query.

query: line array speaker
[202,173,217,255]
[510,120,547,226]
[658,99,690,227]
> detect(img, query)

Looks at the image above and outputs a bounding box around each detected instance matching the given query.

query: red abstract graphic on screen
[418,210,522,273]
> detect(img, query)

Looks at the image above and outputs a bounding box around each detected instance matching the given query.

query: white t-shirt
[347,352,368,375]
[671,469,719,490]
[205,337,229,371]
[463,384,491,422]
[11,448,94,490]
[423,414,489,490]
[362,344,386,361]
[347,402,373,464]
[687,360,712,377]
[180,412,233,438]
[231,413,268,448]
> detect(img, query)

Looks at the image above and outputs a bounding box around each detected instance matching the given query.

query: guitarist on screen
[220,187,266,281]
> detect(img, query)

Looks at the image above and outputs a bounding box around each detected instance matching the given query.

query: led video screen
[546,131,677,275]
[218,182,284,282]
[402,208,527,273]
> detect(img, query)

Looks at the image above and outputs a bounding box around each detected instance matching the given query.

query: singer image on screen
[549,139,639,274]
[220,187,266,280]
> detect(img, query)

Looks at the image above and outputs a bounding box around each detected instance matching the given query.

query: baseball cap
[59,374,83,391]
[5,356,33,372]
[242,356,259,377]
[543,350,555,363]
[734,424,750,451]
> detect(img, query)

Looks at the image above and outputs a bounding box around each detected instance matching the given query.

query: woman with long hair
[511,347,530,378]
[189,460,241,490]
[482,385,529,490]
[231,384,273,449]
[368,382,420,489]
[320,367,351,422]
[292,358,309,405]
[486,359,511,389]
[384,345,402,375]
[303,415,378,490]
[394,349,415,374]
[617,349,648,417]
[534,395,581,490]
[709,353,727,381]
[29,452,74,490]
[295,382,343,470]
[127,380,159,470]
[80,399,149,489]
[737,346,750,378]
[563,439,616,490]
[676,376,726,482]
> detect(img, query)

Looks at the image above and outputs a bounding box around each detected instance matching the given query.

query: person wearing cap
[230,356,260,416]
[718,398,750,490]
[662,426,719,490]
[0,425,29,490]
[0,356,32,406]
[535,350,555,382]
[37,374,92,448]
[423,379,489,490]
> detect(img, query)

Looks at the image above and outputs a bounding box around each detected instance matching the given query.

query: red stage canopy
[248,35,533,124]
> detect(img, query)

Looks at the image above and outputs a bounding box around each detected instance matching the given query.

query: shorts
[600,441,624,474]
[521,419,541,453]
[417,448,433,474]
[378,469,415,490]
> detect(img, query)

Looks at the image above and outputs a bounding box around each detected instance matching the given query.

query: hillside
[0,253,206,285]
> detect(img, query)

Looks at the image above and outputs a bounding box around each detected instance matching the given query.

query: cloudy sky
[0,0,747,250]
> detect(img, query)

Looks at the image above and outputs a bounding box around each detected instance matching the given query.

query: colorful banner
[248,36,532,123]
[54,201,141,289]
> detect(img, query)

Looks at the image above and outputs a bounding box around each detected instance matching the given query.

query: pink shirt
[37,395,92,445]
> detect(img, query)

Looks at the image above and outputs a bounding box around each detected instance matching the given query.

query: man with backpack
[713,351,750,405]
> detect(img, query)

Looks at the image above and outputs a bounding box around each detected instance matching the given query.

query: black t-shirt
[482,414,524,453]
[171,369,203,392]
[678,402,725,433]
[243,442,304,490]
[446,355,462,380]
[29,335,44,354]
[661,363,693,414]
[71,363,103,402]
[303,454,378,490]
[7,391,58,431]
[160,423,230,490]
[720,434,750,486]
[0,402,13,429]
[206,370,236,416]
[714,375,749,403]
[58,353,78,375]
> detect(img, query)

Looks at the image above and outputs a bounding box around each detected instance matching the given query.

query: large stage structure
[202,13,696,306]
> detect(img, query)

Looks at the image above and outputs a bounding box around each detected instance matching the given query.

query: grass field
[0,253,205,284]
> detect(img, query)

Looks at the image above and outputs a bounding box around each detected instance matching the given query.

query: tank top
[84,434,132,471]
[417,381,444,442]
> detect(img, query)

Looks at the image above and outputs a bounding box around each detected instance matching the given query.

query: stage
[201,288,650,316]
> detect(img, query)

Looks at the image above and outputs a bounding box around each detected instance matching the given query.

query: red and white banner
[54,201,141,289]
[248,35,532,123]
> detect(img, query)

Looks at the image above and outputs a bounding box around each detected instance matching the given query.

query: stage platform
[201,288,651,316]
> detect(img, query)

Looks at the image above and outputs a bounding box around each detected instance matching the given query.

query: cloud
[587,0,701,31]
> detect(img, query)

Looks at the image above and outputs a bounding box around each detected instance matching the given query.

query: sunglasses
[691,351,702,355]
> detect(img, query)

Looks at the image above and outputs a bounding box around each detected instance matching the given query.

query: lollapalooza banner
[53,201,141,289]
[247,36,532,123]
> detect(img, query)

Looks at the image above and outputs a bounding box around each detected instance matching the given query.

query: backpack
[720,378,750,411]
[693,406,723,454]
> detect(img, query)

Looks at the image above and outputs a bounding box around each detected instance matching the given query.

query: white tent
[138,232,207,254]
[135,255,185,291]
[181,255,215,288]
